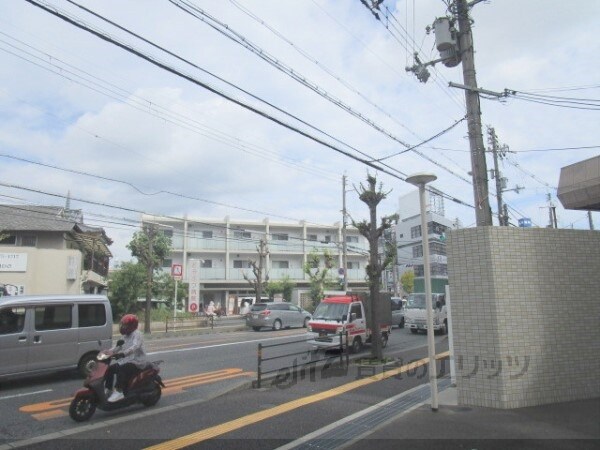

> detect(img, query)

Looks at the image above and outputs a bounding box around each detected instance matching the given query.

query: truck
[306,293,392,353]
[404,292,447,335]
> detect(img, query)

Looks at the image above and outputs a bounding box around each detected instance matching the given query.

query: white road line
[148,333,308,356]
[0,389,53,401]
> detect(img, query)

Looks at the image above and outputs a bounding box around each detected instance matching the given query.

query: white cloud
[0,0,598,263]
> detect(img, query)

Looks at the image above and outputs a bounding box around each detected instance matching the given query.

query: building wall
[447,227,600,408]
[0,248,83,295]
[145,215,369,310]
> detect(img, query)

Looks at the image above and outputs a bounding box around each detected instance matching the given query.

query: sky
[0,0,598,265]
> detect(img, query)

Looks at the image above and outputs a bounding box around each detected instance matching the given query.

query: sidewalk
[101,323,599,449]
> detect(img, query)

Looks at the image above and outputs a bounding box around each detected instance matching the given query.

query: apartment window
[0,235,16,245]
[307,234,317,241]
[202,231,213,239]
[162,259,173,268]
[20,235,37,247]
[412,245,423,258]
[414,265,424,277]
[324,235,331,243]
[201,260,212,268]
[273,261,289,269]
[430,242,446,256]
[272,233,288,241]
[345,236,359,243]
[347,261,359,270]
[233,231,251,239]
[428,222,448,235]
[162,229,173,238]
[410,226,421,239]
[233,260,252,269]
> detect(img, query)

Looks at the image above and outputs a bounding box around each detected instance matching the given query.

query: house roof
[0,205,78,232]
[0,204,113,253]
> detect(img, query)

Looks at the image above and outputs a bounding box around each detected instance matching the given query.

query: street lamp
[406,172,439,411]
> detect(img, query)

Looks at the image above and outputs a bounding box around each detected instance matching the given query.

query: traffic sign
[171,264,183,280]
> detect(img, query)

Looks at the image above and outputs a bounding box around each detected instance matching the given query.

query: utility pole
[144,224,156,334]
[545,194,558,229]
[342,175,349,292]
[405,0,493,226]
[456,0,493,226]
[488,127,504,226]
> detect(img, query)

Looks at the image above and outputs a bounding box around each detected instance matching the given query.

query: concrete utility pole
[144,224,156,334]
[342,175,349,292]
[487,126,510,226]
[456,0,493,226]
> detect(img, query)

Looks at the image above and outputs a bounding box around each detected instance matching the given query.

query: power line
[23,0,476,212]
[168,0,473,183]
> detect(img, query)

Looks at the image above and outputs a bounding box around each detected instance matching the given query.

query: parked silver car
[390,296,405,328]
[246,302,312,331]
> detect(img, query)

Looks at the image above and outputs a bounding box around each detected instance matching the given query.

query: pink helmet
[119,314,138,336]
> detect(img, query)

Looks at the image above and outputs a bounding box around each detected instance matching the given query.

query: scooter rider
[106,314,147,403]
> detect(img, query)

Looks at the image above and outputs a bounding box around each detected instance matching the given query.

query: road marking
[145,351,450,450]
[0,389,53,401]
[18,368,254,421]
[147,333,308,356]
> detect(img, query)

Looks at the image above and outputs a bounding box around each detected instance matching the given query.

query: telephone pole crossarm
[448,82,506,98]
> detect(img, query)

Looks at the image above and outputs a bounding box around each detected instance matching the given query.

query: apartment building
[142,215,369,311]
[396,188,456,293]
[0,205,112,295]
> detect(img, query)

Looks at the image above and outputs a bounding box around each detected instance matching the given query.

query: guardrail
[165,315,214,332]
[256,332,349,388]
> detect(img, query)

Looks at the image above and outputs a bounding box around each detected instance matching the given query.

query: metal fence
[256,332,349,388]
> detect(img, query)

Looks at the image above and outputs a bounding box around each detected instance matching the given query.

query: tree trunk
[369,205,383,360]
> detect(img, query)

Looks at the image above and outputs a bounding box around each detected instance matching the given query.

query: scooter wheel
[69,395,96,422]
[141,384,161,407]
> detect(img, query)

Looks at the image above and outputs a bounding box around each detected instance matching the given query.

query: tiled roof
[0,205,80,232]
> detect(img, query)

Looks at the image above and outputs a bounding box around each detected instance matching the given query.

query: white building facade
[395,188,456,294]
[142,215,369,312]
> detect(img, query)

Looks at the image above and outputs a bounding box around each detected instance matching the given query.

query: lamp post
[406,172,439,411]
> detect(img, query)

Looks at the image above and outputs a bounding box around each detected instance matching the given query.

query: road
[0,325,447,447]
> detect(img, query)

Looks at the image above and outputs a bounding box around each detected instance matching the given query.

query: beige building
[141,215,369,312]
[0,205,112,296]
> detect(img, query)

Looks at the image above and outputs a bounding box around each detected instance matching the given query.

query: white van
[238,296,269,314]
[0,295,113,380]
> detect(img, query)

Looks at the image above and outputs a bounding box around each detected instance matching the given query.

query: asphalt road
[0,325,444,447]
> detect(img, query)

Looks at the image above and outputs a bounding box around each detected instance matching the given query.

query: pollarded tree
[127,225,171,333]
[243,238,269,304]
[303,249,335,311]
[353,174,398,360]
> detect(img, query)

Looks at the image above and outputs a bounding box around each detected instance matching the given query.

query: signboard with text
[0,253,27,272]
[187,259,201,313]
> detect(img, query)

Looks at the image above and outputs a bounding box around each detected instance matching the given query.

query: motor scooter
[69,342,165,422]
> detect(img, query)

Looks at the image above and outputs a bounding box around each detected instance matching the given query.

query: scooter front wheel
[69,395,97,422]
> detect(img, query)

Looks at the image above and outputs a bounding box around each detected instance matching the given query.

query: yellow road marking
[19,368,254,420]
[145,351,450,450]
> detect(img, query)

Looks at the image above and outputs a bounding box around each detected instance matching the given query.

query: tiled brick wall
[447,227,600,408]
